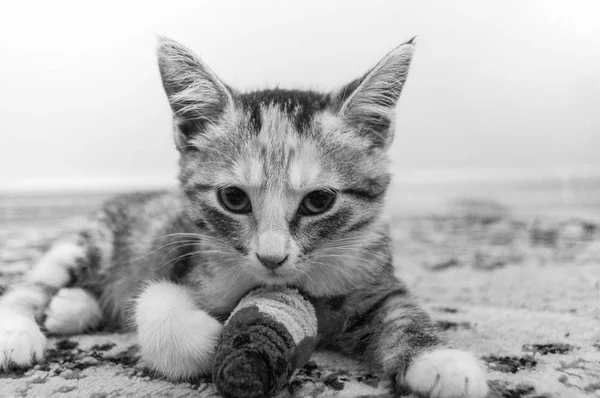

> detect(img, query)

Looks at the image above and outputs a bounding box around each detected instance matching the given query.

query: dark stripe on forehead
[236,89,330,133]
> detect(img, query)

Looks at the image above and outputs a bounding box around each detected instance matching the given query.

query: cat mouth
[259,269,298,286]
[263,271,286,282]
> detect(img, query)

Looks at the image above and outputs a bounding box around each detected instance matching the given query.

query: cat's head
[157,37,415,296]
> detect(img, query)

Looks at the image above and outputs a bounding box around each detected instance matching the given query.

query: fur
[0,37,488,397]
[134,281,222,379]
[44,288,102,335]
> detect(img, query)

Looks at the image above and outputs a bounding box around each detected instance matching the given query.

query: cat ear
[335,38,416,147]
[156,37,233,144]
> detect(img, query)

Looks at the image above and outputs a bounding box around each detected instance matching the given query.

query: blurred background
[1,0,599,225]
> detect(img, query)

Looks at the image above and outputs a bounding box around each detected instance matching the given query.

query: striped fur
[0,37,487,397]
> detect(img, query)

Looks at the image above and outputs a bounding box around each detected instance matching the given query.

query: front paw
[402,349,488,398]
[0,310,47,370]
[44,288,102,335]
[135,282,223,379]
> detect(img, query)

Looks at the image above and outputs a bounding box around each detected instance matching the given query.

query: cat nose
[256,253,289,270]
[257,231,289,270]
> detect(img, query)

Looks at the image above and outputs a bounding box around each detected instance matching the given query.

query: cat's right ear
[156,37,233,147]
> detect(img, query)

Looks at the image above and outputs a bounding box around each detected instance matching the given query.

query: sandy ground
[1,199,599,397]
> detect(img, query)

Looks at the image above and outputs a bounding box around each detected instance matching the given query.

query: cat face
[157,37,415,296]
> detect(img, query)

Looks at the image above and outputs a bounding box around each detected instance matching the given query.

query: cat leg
[377,296,488,398]
[0,225,111,370]
[318,282,488,398]
[134,281,222,380]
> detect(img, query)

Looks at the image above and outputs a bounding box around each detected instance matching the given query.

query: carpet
[1,199,599,398]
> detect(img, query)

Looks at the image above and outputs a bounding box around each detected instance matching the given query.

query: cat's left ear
[335,38,416,148]
[156,37,234,146]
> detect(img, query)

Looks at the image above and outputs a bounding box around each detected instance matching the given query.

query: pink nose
[256,254,288,270]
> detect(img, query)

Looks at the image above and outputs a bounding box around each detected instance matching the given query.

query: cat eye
[217,187,252,214]
[299,190,336,216]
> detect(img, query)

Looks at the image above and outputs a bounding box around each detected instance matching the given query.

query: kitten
[0,37,488,397]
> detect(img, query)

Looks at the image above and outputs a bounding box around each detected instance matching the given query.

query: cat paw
[44,288,103,335]
[403,349,488,398]
[0,310,47,370]
[135,282,223,379]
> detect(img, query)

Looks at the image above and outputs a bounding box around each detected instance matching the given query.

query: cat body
[0,38,488,397]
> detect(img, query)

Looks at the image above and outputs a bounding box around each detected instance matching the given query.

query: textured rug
[1,199,599,398]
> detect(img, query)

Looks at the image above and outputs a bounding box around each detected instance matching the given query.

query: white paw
[404,349,488,398]
[44,288,103,335]
[0,310,47,370]
[135,282,222,379]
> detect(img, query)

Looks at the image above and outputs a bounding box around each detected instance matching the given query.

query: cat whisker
[316,253,387,265]
[292,266,315,286]
[156,232,215,240]
[156,243,206,267]
[155,233,233,251]
[156,250,204,271]
[159,232,231,244]
[158,246,239,270]
[309,259,356,279]
[311,255,386,276]
[128,239,202,264]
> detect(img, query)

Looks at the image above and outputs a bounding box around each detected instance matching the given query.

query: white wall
[0,0,599,191]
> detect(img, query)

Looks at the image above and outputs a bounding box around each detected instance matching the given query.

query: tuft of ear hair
[156,36,233,146]
[336,37,416,148]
